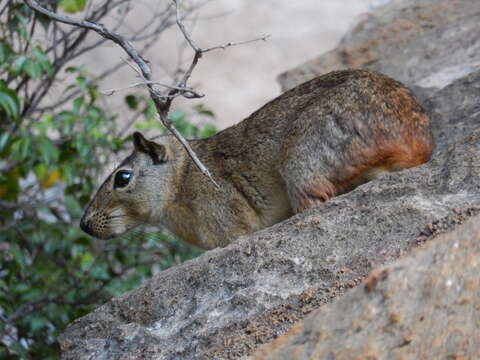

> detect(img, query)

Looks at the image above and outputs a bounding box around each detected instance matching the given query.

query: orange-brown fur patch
[331,133,432,196]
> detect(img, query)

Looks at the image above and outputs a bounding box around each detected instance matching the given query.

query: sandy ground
[69,0,375,129]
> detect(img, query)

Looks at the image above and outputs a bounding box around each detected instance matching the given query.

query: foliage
[0,1,214,359]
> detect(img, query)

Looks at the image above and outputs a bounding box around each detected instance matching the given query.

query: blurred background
[0,0,386,358]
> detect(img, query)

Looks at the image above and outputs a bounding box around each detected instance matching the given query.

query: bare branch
[24,0,218,186]
[172,0,269,88]
[24,0,269,187]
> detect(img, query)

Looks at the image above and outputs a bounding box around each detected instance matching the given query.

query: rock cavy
[80,69,434,249]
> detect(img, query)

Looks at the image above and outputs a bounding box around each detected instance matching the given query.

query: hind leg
[283,174,338,213]
[279,141,388,213]
[279,135,340,213]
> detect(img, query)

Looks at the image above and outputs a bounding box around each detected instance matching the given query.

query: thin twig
[101,79,203,98]
[203,34,270,52]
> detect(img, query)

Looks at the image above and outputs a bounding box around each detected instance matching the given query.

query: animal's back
[198,69,433,214]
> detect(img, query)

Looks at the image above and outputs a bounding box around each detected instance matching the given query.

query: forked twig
[24,0,269,187]
[171,0,269,91]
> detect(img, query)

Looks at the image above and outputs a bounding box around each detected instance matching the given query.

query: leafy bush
[0,2,214,358]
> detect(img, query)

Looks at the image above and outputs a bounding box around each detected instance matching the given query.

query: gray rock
[60,1,480,357]
[278,0,480,94]
[251,214,480,360]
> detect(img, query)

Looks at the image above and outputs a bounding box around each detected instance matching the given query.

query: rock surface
[60,0,480,359]
[252,214,480,360]
[278,0,480,94]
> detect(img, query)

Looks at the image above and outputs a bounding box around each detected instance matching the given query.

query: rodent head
[80,132,176,239]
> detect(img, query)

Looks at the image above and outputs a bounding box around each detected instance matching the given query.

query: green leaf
[0,43,13,63]
[12,55,28,74]
[32,48,48,62]
[77,76,87,91]
[59,0,87,13]
[64,195,83,218]
[33,117,50,134]
[135,118,163,130]
[29,315,48,332]
[16,3,33,17]
[62,163,75,185]
[20,137,31,160]
[9,244,26,270]
[36,12,51,31]
[89,263,109,280]
[0,87,20,119]
[37,205,55,219]
[74,137,90,158]
[11,137,31,161]
[38,137,59,165]
[0,169,19,201]
[0,132,11,152]
[62,114,74,135]
[88,86,98,104]
[8,10,30,40]
[34,163,48,180]
[194,104,215,118]
[200,123,217,138]
[24,60,43,79]
[73,96,84,114]
[143,100,157,120]
[125,95,138,110]
[65,66,81,73]
[7,342,29,359]
[169,111,185,123]
[79,252,94,271]
[33,47,52,76]
[59,111,77,134]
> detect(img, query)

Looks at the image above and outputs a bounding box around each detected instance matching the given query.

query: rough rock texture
[60,1,480,359]
[278,0,480,94]
[252,215,480,360]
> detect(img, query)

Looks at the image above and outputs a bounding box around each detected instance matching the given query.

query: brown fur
[81,69,434,249]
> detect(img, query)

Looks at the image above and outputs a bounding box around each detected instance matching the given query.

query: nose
[80,216,94,236]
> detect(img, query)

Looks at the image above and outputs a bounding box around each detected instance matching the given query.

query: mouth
[80,214,141,239]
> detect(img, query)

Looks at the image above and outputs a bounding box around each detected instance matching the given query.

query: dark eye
[114,170,132,189]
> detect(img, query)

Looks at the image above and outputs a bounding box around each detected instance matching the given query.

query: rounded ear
[133,132,149,153]
[132,132,168,164]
